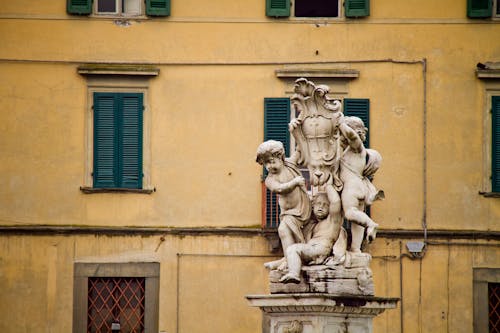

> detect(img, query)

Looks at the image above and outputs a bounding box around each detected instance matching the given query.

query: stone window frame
[473,267,500,333]
[477,71,500,197]
[73,262,160,333]
[78,65,158,194]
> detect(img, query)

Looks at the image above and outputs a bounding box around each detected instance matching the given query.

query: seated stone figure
[279,191,340,283]
[339,117,384,253]
[256,140,311,260]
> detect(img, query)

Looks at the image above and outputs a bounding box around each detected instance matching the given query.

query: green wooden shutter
[345,0,370,18]
[264,98,291,154]
[344,98,370,219]
[263,98,290,228]
[94,93,118,188]
[146,0,170,16]
[266,0,290,17]
[344,98,370,147]
[492,96,500,192]
[120,94,143,189]
[67,0,92,15]
[467,0,492,18]
[93,93,143,189]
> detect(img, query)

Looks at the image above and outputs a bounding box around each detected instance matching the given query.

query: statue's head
[256,140,285,174]
[312,192,329,220]
[344,116,368,142]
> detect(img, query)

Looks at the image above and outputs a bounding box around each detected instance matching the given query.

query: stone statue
[339,116,384,253]
[256,140,311,261]
[257,78,384,295]
[249,78,398,333]
[279,191,341,283]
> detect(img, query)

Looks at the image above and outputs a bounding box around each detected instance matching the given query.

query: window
[489,283,500,331]
[262,98,291,228]
[492,96,500,192]
[295,0,340,18]
[96,0,142,16]
[93,92,143,189]
[477,68,500,196]
[67,0,170,17]
[73,262,160,333]
[266,0,369,18]
[78,65,157,193]
[344,98,370,148]
[88,277,145,332]
[480,92,500,196]
[467,0,498,18]
[473,268,500,333]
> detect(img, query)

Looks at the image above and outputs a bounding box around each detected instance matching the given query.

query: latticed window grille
[490,283,500,333]
[87,277,145,333]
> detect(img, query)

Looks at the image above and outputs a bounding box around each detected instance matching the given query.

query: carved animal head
[309,159,331,187]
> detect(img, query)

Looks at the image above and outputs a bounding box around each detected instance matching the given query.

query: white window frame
[81,75,154,192]
[93,0,144,17]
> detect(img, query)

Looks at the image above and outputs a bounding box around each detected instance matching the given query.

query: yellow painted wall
[1,235,498,333]
[0,0,499,332]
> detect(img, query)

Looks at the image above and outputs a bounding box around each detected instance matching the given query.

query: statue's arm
[265,176,304,194]
[339,122,363,152]
[287,149,301,166]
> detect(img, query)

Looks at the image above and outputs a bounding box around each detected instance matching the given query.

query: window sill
[479,191,500,198]
[80,186,155,194]
[89,14,148,19]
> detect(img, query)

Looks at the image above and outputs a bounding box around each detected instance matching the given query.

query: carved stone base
[246,294,399,333]
[269,252,374,296]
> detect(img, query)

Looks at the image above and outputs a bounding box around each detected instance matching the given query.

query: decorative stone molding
[77,63,160,76]
[247,294,398,333]
[476,69,500,79]
[247,294,397,316]
[275,68,359,79]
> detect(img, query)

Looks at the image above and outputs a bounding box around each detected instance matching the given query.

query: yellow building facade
[0,0,499,332]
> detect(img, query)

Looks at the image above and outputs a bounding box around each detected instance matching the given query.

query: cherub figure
[279,191,341,283]
[256,140,311,262]
[339,116,384,253]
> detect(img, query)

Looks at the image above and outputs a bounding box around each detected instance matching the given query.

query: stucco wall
[0,0,499,332]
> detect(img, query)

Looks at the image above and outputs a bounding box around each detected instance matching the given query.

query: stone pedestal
[246,293,398,333]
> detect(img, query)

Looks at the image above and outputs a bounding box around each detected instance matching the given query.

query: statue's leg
[278,217,303,255]
[280,244,318,284]
[350,223,364,253]
[280,244,304,283]
[344,207,378,242]
[326,184,342,239]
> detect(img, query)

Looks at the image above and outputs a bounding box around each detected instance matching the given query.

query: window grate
[490,283,500,333]
[88,277,145,333]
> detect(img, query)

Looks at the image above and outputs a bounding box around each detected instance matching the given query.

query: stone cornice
[275,68,359,79]
[77,63,160,76]
[476,69,500,79]
[246,294,399,316]
[0,225,499,240]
